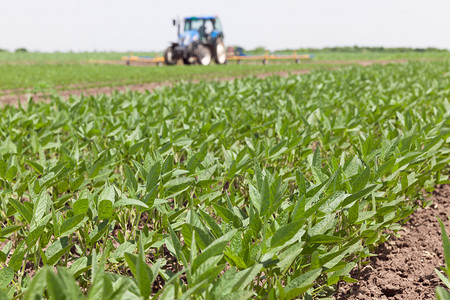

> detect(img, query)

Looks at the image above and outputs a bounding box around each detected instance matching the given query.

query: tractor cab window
[184,18,220,39]
[213,18,222,31]
[204,20,213,35]
[184,19,203,32]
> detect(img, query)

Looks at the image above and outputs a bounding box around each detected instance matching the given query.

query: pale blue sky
[1,0,449,52]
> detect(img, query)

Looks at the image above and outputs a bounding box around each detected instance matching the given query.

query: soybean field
[0,61,450,299]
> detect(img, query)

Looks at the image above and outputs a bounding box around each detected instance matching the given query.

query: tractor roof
[184,15,217,20]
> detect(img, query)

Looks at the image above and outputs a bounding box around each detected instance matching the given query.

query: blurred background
[1,0,449,52]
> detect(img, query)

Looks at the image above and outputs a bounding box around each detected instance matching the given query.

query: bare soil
[335,184,450,299]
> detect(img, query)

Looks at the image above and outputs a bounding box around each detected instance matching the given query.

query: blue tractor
[164,16,227,66]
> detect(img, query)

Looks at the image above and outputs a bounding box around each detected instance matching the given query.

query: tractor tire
[164,47,177,65]
[213,40,227,64]
[195,45,212,66]
[183,57,193,65]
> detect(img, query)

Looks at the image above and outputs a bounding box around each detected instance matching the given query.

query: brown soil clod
[335,184,450,299]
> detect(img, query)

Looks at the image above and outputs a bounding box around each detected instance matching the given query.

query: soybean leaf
[137,236,153,299]
[5,165,17,181]
[284,268,322,299]
[0,160,6,178]
[59,214,87,236]
[187,145,207,173]
[146,161,161,192]
[192,229,236,273]
[27,160,44,174]
[260,177,271,217]
[23,267,48,300]
[43,237,71,266]
[47,267,83,299]
[438,218,450,275]
[32,192,50,226]
[124,164,138,193]
[271,221,304,248]
[9,199,33,224]
[0,267,13,289]
[98,200,113,220]
[113,198,148,209]
[73,198,89,215]
[351,166,370,192]
[88,220,110,246]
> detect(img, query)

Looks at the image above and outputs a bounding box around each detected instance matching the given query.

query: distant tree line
[235,45,449,54]
[300,46,448,53]
[0,48,28,53]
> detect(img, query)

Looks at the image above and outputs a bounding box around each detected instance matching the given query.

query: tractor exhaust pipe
[173,17,180,38]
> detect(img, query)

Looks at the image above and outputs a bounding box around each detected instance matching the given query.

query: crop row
[0,61,449,299]
[0,63,326,92]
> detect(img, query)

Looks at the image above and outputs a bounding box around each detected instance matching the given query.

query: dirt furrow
[336,185,450,299]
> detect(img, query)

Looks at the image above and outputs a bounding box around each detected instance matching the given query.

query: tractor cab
[182,16,223,42]
[164,16,226,66]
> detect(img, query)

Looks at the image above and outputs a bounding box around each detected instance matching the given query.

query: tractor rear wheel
[164,47,177,65]
[214,40,227,64]
[182,58,192,65]
[195,45,212,66]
